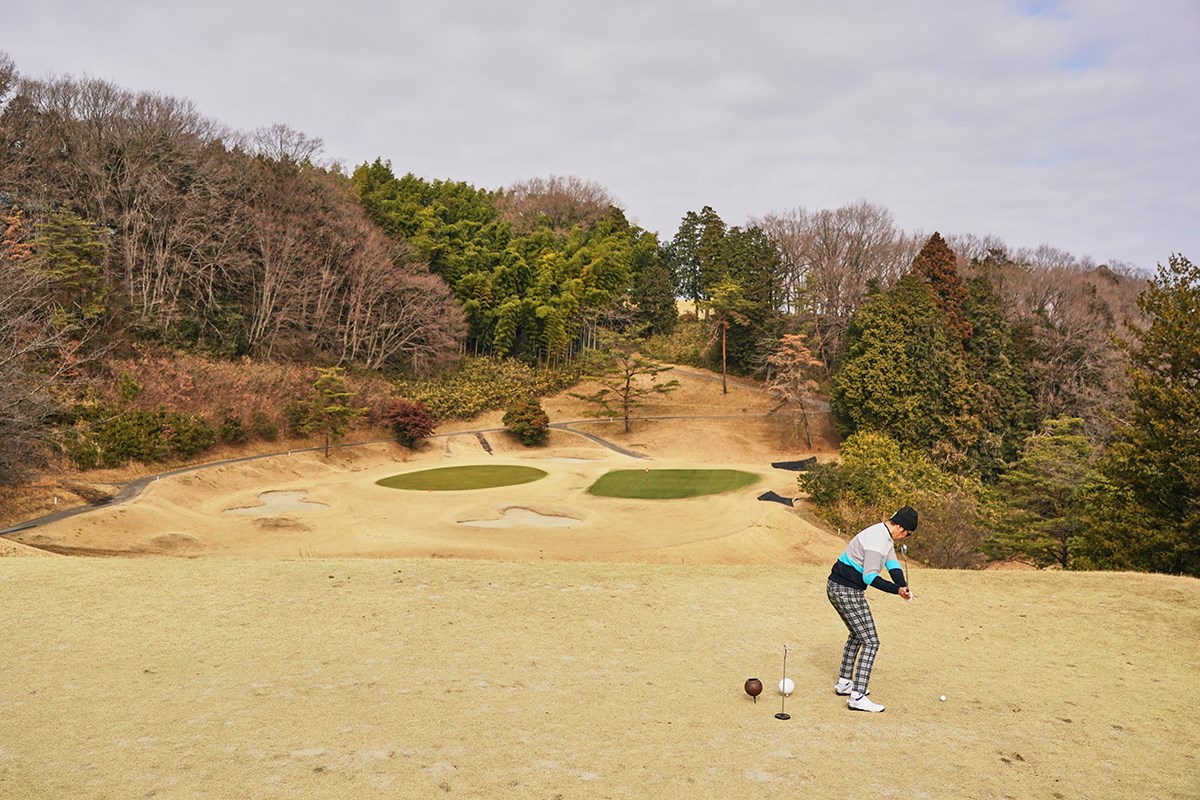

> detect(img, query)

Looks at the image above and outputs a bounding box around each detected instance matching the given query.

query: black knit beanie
[890,506,918,532]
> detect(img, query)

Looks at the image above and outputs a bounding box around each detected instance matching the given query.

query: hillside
[3,366,840,563]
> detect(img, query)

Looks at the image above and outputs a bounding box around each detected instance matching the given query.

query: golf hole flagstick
[776,645,791,720]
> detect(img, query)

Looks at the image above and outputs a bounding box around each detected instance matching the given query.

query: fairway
[376,464,547,491]
[2,559,1195,800]
[587,468,760,498]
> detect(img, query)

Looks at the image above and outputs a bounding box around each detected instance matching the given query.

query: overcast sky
[5,0,1198,271]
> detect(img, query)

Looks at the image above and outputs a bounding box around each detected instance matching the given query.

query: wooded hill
[1,52,1196,576]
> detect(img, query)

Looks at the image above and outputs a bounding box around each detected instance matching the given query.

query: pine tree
[570,335,680,433]
[830,274,974,466]
[301,367,367,457]
[1086,254,1200,576]
[702,278,752,394]
[985,417,1098,568]
[963,270,1035,477]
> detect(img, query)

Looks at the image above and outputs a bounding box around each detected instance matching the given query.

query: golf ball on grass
[779,678,794,695]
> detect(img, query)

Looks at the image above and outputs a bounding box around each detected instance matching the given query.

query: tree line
[1,52,1195,576]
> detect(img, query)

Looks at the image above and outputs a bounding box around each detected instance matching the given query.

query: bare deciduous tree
[331,225,465,373]
[496,175,619,235]
[248,123,324,166]
[3,75,234,334]
[0,50,16,106]
[756,201,916,368]
[753,208,809,315]
[985,257,1143,438]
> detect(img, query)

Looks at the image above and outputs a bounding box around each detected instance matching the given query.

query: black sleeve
[869,573,900,594]
[869,567,907,594]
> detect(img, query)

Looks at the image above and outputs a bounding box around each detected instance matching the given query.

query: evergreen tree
[351,160,506,287]
[985,417,1098,569]
[570,335,680,433]
[29,206,109,321]
[722,224,785,375]
[666,206,727,303]
[354,161,640,362]
[912,232,971,341]
[1083,254,1200,576]
[300,367,367,457]
[630,231,677,335]
[963,270,1035,476]
[702,278,753,394]
[830,274,974,466]
[667,211,784,377]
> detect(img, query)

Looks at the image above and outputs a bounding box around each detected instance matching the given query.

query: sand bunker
[459,507,581,528]
[223,490,329,516]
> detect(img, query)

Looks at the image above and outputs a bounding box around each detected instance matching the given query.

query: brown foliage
[495,175,618,235]
[984,259,1144,436]
[93,351,397,432]
[0,71,466,375]
[912,232,972,341]
[383,398,436,448]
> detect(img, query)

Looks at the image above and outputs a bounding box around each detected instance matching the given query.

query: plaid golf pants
[826,579,880,696]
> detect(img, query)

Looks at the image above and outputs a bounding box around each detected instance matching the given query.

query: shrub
[503,399,551,446]
[283,399,310,437]
[218,409,247,445]
[641,318,710,369]
[60,405,217,469]
[161,410,217,459]
[799,430,990,568]
[248,409,279,441]
[393,357,581,420]
[384,398,436,448]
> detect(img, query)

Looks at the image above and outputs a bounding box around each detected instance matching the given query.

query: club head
[901,543,908,556]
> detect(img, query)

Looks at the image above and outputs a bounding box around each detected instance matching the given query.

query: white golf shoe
[834,679,868,697]
[847,692,885,713]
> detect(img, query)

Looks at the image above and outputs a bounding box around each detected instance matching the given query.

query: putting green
[376,465,548,491]
[587,468,760,499]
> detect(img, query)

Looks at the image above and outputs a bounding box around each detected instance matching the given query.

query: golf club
[776,645,791,720]
[901,542,912,598]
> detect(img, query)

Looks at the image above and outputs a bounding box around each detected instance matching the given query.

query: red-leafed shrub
[383,399,436,449]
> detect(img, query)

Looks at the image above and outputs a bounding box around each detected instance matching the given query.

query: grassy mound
[587,468,760,499]
[376,465,548,491]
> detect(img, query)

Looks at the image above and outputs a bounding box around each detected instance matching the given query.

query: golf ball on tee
[779,678,795,695]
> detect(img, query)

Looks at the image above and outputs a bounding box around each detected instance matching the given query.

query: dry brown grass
[2,560,1196,799]
[2,367,1197,799]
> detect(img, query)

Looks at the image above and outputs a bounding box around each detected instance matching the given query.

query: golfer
[826,506,917,713]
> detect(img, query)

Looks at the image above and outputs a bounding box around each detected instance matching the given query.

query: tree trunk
[721,322,728,394]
